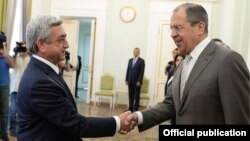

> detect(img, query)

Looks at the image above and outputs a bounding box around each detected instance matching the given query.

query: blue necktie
[132,59,136,68]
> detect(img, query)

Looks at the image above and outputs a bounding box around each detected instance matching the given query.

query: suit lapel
[49,73,76,107]
[132,57,141,69]
[172,63,182,108]
[178,41,216,110]
[130,59,133,68]
[31,57,77,109]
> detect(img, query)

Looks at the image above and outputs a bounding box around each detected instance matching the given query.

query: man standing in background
[58,53,82,99]
[164,48,179,96]
[125,48,145,112]
[0,31,15,141]
[74,55,82,98]
[9,43,30,137]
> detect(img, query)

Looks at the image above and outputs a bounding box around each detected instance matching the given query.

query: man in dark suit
[125,3,249,130]
[125,48,145,112]
[17,15,134,141]
[75,55,82,98]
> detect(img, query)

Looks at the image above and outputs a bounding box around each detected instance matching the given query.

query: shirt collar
[190,36,211,60]
[33,54,60,75]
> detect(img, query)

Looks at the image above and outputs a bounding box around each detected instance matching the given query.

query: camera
[13,42,27,53]
[65,51,70,60]
[0,31,6,49]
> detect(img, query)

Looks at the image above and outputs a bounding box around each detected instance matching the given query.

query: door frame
[61,16,97,103]
[61,19,79,97]
[153,20,176,104]
[86,19,96,103]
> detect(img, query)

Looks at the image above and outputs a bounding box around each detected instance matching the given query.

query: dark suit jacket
[77,55,82,74]
[138,41,250,131]
[17,57,116,141]
[125,57,145,85]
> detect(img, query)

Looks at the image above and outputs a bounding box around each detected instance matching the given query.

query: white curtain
[5,0,17,48]
[22,0,32,41]
[0,0,7,32]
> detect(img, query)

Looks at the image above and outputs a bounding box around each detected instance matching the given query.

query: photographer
[58,51,72,74]
[9,42,30,136]
[0,31,15,141]
[58,51,82,99]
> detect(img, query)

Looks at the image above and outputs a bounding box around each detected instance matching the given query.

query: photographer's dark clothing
[9,92,17,135]
[0,56,10,139]
[0,84,9,140]
[75,56,82,98]
[164,61,175,96]
[165,61,175,81]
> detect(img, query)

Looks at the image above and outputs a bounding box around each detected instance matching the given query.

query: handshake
[118,111,138,134]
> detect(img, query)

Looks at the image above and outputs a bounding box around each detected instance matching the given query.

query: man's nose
[171,30,178,38]
[64,40,69,49]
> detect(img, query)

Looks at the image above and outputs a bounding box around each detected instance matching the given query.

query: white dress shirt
[10,55,30,93]
[33,54,60,75]
[185,36,211,80]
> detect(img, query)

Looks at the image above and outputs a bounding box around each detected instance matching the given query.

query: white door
[62,20,79,96]
[86,19,96,103]
[77,20,91,102]
[153,21,176,104]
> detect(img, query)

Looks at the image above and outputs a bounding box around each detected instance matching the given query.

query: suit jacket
[125,57,145,85]
[77,55,82,73]
[139,41,250,131]
[17,57,116,141]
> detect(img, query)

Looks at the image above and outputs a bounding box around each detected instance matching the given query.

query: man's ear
[36,39,46,53]
[197,21,206,35]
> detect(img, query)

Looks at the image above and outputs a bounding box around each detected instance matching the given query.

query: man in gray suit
[123,3,249,132]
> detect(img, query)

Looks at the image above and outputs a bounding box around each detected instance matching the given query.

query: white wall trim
[50,0,108,102]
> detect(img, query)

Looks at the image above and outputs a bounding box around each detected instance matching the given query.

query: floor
[77,102,159,141]
[3,100,159,141]
[75,88,87,102]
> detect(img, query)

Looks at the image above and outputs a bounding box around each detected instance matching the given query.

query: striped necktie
[132,58,136,68]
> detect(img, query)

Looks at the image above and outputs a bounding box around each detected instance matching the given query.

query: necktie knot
[184,55,192,64]
[132,58,136,67]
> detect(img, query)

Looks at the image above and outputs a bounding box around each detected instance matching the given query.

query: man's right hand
[119,112,138,134]
[125,81,128,85]
[126,113,138,126]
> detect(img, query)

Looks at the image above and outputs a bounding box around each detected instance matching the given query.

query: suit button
[178,112,183,116]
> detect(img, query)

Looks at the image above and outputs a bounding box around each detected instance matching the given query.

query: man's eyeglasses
[169,21,200,33]
[169,24,185,33]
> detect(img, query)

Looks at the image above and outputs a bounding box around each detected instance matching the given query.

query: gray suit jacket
[139,41,250,132]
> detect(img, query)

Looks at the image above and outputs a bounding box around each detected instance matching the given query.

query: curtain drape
[0,0,7,32]
[22,0,32,41]
[5,0,17,47]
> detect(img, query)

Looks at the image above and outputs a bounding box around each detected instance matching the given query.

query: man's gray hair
[173,3,208,33]
[26,15,62,54]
